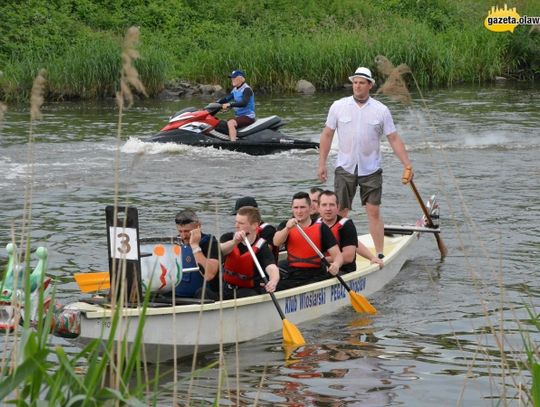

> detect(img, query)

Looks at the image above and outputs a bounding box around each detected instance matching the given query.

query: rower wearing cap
[216,69,256,142]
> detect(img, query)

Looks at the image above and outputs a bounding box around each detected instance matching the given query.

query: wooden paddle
[74,271,110,293]
[409,179,448,259]
[243,236,305,346]
[294,224,377,314]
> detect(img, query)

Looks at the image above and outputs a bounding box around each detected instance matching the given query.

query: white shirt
[325,96,396,176]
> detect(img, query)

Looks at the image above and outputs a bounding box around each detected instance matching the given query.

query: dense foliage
[0,0,539,101]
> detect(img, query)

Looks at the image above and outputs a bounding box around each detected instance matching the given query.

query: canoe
[57,230,421,363]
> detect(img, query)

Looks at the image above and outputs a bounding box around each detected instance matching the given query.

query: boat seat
[237,115,283,138]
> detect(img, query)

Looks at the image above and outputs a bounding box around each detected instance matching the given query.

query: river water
[1,82,539,406]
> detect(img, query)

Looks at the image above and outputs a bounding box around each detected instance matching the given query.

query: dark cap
[228,70,246,78]
[230,196,258,215]
[175,209,199,225]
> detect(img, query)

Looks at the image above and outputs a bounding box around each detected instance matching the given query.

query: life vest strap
[288,254,320,267]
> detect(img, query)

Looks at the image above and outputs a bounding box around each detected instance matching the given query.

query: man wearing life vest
[221,196,278,260]
[220,206,279,299]
[309,186,323,221]
[318,190,383,272]
[273,191,343,290]
[174,210,220,298]
[217,70,255,142]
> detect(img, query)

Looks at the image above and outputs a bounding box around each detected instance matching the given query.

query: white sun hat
[348,67,375,84]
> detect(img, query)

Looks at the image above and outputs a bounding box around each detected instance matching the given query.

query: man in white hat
[316,66,413,260]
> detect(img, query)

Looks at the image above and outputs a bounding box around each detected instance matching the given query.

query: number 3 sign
[109,227,139,260]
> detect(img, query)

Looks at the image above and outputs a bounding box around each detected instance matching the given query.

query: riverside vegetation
[1,8,540,406]
[1,0,540,103]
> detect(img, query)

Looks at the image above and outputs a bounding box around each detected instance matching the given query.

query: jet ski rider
[217,70,255,142]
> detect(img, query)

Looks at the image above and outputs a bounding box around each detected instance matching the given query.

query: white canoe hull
[66,232,419,362]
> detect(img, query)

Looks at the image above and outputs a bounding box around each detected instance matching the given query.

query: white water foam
[462,131,510,147]
[121,137,193,155]
[121,137,320,159]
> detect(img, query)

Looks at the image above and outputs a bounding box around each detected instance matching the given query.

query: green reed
[0,256,162,405]
[522,306,540,406]
[1,0,539,102]
[0,33,168,103]
[176,23,512,92]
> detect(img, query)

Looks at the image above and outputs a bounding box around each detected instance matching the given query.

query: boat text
[330,277,366,302]
[96,319,113,329]
[284,288,326,313]
[299,288,326,310]
[283,278,366,314]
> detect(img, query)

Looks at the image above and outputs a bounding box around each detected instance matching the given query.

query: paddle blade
[74,272,110,293]
[435,233,449,259]
[282,319,306,346]
[349,291,377,314]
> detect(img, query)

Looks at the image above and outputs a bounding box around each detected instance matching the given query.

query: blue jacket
[219,83,255,119]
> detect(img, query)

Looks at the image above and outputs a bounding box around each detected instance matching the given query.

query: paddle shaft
[409,180,448,258]
[292,223,378,314]
[243,236,286,320]
[294,224,353,293]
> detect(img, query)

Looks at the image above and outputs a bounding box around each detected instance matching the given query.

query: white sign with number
[109,227,139,260]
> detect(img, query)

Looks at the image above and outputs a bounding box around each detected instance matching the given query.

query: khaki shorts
[334,167,383,210]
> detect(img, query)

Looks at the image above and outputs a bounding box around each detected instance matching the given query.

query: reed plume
[23,69,47,245]
[30,69,47,121]
[116,26,147,109]
[0,102,6,123]
[374,55,412,105]
[0,70,6,123]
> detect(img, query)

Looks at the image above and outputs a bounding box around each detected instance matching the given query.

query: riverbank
[1,0,539,103]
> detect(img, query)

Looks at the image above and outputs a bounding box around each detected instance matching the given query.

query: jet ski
[144,103,319,155]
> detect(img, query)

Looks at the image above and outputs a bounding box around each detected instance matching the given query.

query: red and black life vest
[257,223,270,234]
[287,223,322,268]
[317,217,349,255]
[223,238,266,288]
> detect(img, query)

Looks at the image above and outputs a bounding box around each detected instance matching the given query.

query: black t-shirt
[332,216,358,273]
[197,234,220,292]
[259,223,277,245]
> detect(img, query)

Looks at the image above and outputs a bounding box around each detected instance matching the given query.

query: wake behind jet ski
[144,103,319,156]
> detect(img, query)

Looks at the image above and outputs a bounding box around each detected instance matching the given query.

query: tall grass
[0,33,168,103]
[1,0,539,102]
[147,18,520,91]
